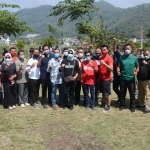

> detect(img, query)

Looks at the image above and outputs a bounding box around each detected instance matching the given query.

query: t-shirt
[27,58,40,79]
[99,54,113,81]
[61,59,79,78]
[40,56,51,79]
[16,58,29,84]
[118,54,139,81]
[81,60,98,85]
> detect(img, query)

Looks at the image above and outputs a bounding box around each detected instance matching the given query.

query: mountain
[16,1,150,38]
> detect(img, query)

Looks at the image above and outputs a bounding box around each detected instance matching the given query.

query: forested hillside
[16,1,150,38]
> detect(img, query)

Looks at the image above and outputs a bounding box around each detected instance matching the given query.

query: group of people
[0,39,150,114]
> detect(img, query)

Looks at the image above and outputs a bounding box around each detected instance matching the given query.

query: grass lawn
[0,88,150,150]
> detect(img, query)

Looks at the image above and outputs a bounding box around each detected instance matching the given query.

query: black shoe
[144,110,150,114]
[136,105,145,108]
[70,106,74,110]
[131,108,135,113]
[119,106,124,111]
[43,104,47,109]
[92,106,96,110]
[100,103,105,108]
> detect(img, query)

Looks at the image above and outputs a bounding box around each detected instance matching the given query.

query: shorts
[99,80,111,96]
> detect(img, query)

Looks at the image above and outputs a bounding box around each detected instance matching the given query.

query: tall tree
[0,3,33,36]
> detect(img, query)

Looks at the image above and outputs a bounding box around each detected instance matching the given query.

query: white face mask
[78,53,84,58]
[64,52,68,56]
[19,55,25,60]
[5,58,11,63]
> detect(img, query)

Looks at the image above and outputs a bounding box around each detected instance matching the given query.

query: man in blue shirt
[37,44,53,108]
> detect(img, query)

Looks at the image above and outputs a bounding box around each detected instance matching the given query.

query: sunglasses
[5,57,10,59]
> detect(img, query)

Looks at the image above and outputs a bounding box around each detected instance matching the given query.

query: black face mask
[95,53,101,58]
[33,54,39,59]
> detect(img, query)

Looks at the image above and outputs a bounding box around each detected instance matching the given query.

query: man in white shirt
[26,49,40,109]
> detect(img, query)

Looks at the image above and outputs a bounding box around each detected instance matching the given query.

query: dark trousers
[113,77,120,100]
[95,79,100,103]
[18,82,29,105]
[63,80,77,107]
[75,80,81,104]
[41,77,51,104]
[29,79,40,104]
[120,79,135,108]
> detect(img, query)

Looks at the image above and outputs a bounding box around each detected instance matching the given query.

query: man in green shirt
[117,43,139,113]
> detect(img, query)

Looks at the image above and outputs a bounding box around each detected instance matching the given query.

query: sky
[1,0,150,11]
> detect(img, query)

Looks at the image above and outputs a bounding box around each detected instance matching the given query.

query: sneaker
[33,103,38,109]
[12,105,16,109]
[92,106,96,110]
[85,106,89,110]
[43,104,47,109]
[8,106,13,110]
[25,103,30,106]
[36,101,41,105]
[52,105,57,110]
[119,106,125,111]
[21,104,25,108]
[144,110,150,114]
[103,106,110,113]
[131,108,135,113]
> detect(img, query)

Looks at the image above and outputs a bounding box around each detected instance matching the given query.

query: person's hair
[42,44,50,50]
[85,50,92,56]
[10,47,16,51]
[29,48,34,53]
[125,43,132,48]
[53,48,60,52]
[2,48,8,56]
[101,45,108,49]
[63,47,69,51]
[18,50,25,56]
[78,47,84,51]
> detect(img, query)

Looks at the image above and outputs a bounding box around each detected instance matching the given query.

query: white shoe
[25,103,30,106]
[21,104,25,108]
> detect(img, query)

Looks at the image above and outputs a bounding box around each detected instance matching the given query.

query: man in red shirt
[81,51,98,110]
[99,45,113,112]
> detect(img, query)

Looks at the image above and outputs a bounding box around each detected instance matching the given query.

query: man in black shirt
[137,50,150,114]
[60,49,79,110]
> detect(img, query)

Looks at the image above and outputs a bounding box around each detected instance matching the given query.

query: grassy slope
[0,88,150,150]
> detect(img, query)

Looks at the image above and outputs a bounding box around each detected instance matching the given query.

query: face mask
[64,52,68,56]
[101,51,108,56]
[95,53,101,58]
[33,54,39,59]
[125,49,131,55]
[5,58,11,63]
[140,54,144,58]
[43,50,50,55]
[54,53,60,59]
[68,54,73,59]
[10,51,16,57]
[78,53,84,58]
[144,56,149,60]
[19,55,25,60]
[86,56,91,61]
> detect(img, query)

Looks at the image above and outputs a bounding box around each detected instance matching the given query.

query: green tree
[0,3,33,36]
[146,27,150,38]
[44,37,52,46]
[16,40,25,49]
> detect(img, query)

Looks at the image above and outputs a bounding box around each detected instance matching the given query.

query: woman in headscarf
[1,53,17,109]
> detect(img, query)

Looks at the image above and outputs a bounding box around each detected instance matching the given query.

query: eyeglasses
[5,57,10,59]
[86,55,90,57]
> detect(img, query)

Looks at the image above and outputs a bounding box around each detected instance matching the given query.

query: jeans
[120,79,135,108]
[41,77,51,104]
[18,82,29,105]
[63,80,77,107]
[51,83,63,106]
[113,77,120,100]
[83,84,95,107]
[75,80,81,104]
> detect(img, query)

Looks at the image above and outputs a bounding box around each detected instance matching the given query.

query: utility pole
[141,25,144,49]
